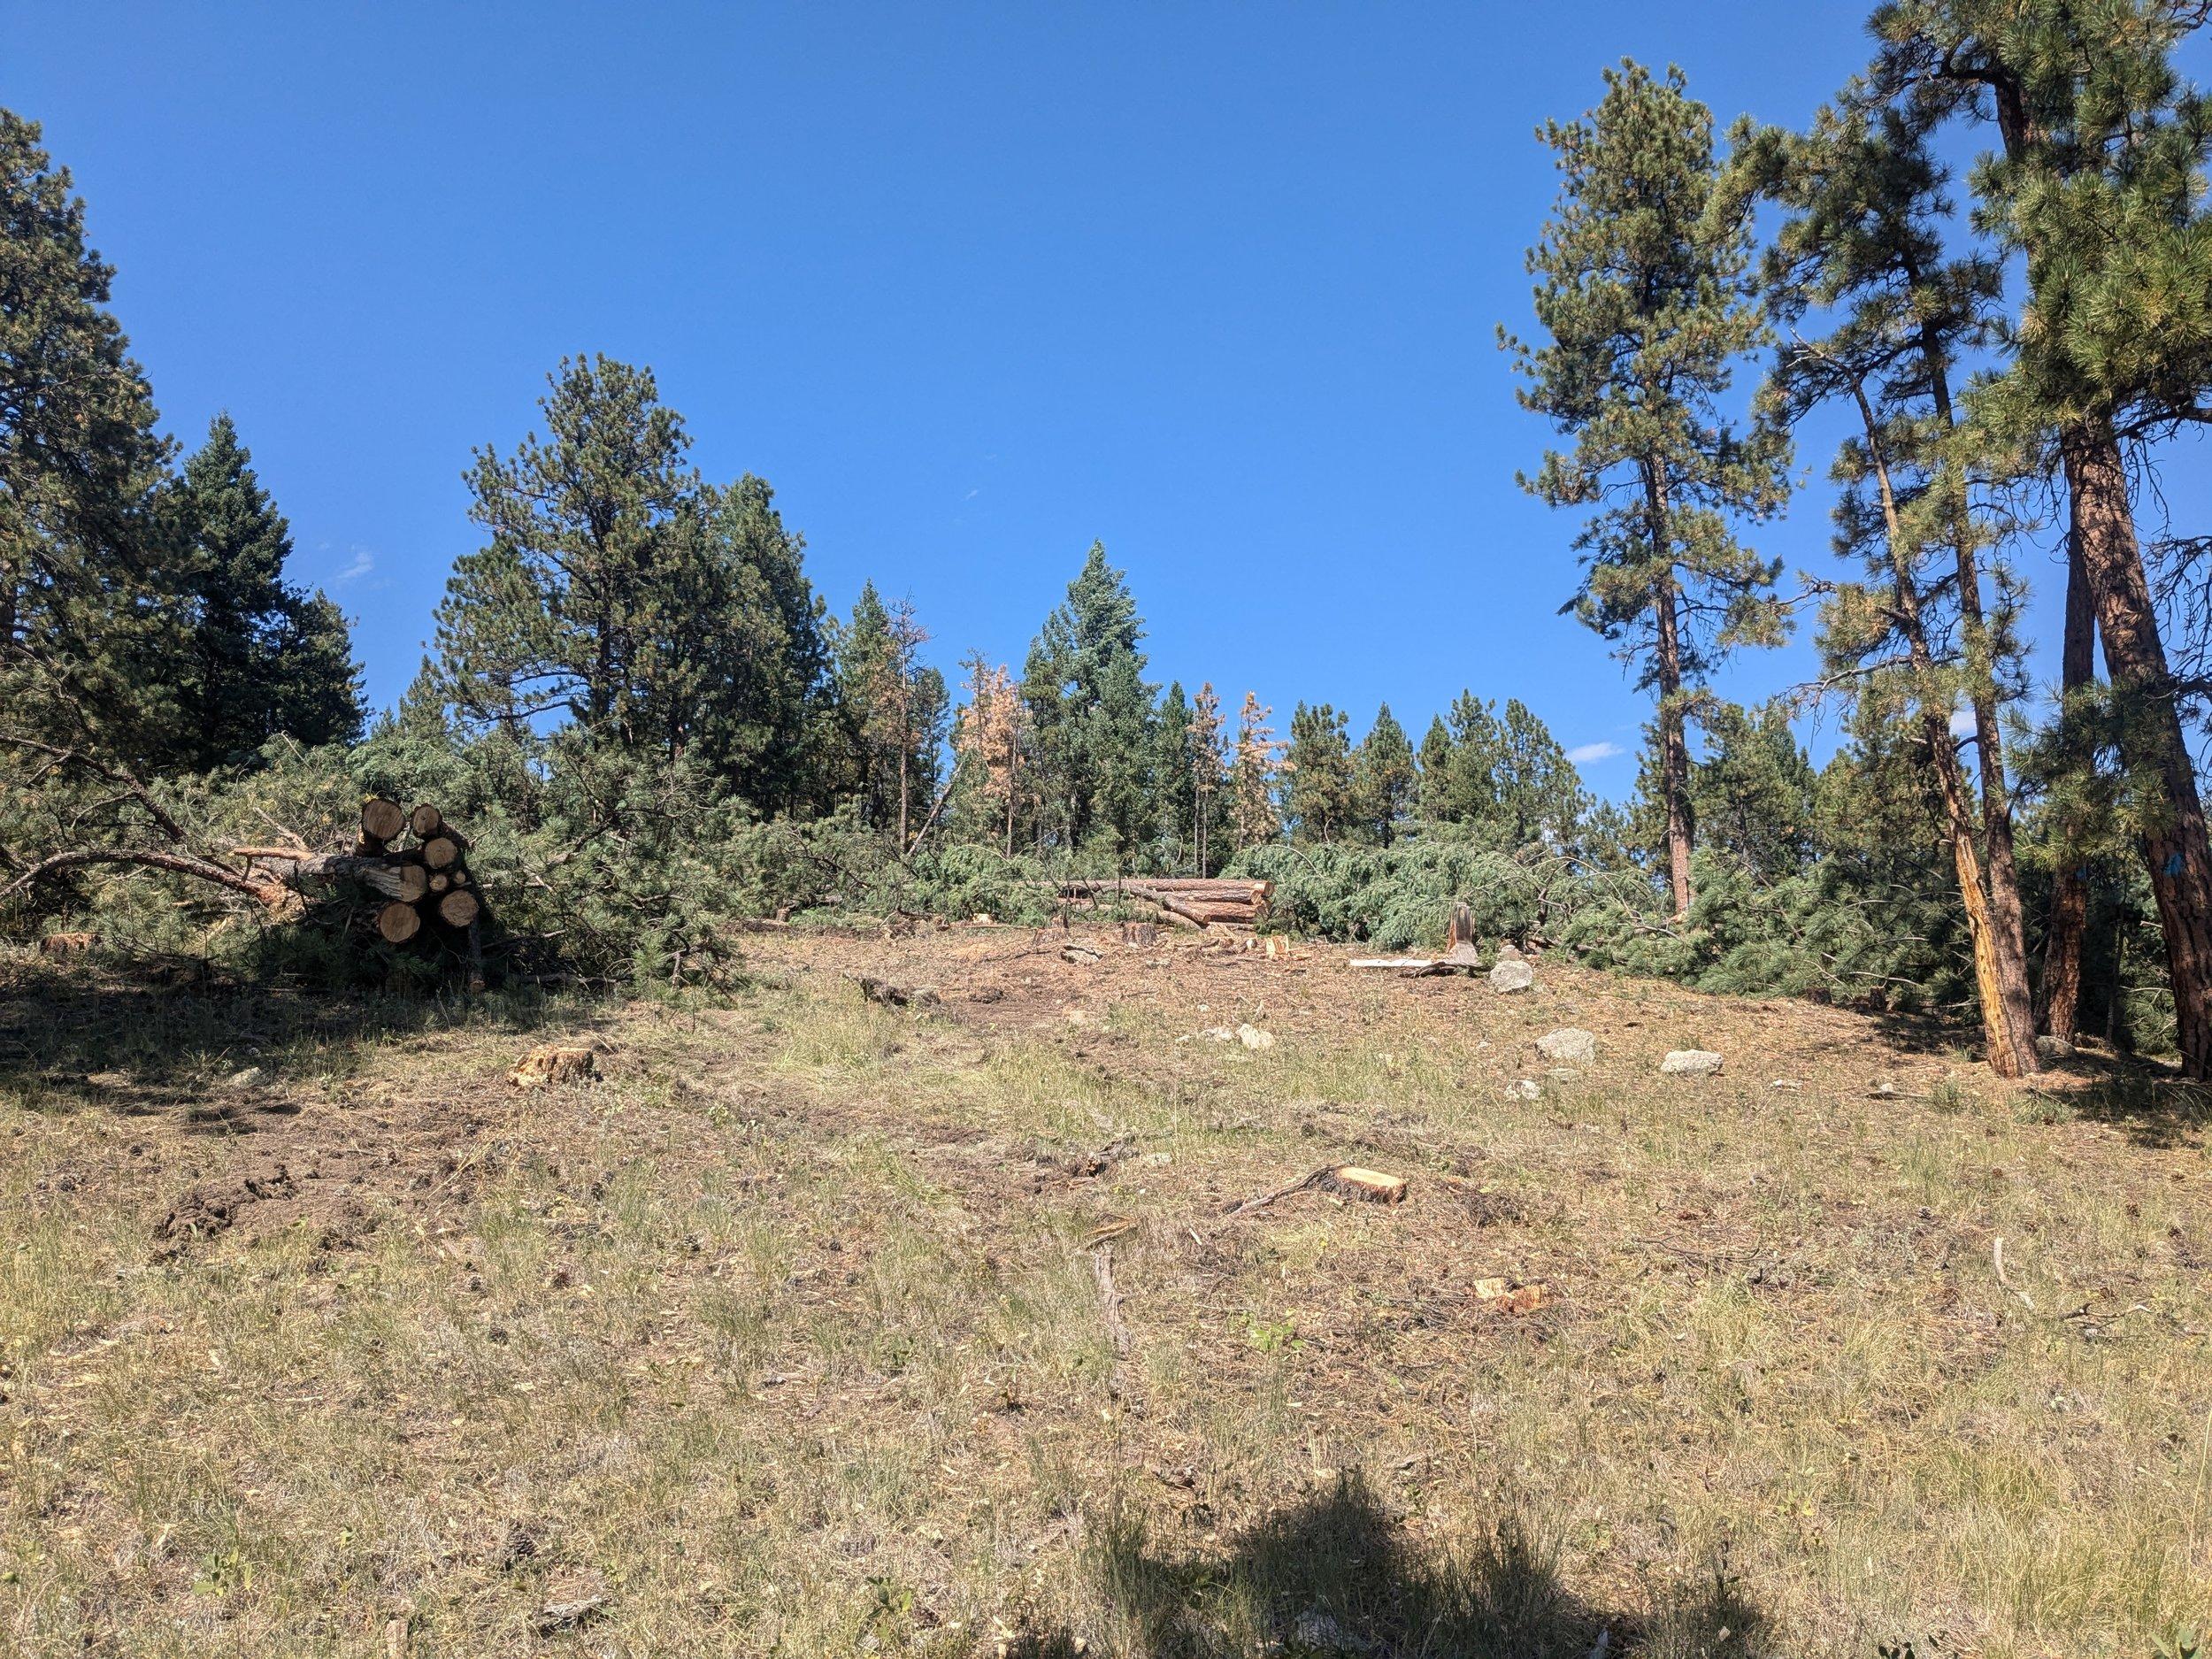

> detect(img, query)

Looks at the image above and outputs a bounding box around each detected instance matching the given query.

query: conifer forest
[5,7,2212,1658]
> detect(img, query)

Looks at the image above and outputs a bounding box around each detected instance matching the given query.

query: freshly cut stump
[377,901,423,944]
[361,797,405,844]
[1320,1165,1408,1203]
[509,1045,595,1089]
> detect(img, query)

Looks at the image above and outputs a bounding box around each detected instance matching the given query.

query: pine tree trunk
[897,744,910,852]
[1854,385,2038,1076]
[1925,340,2039,1061]
[1654,571,1694,921]
[2061,422,2212,1080]
[2039,518,2097,1041]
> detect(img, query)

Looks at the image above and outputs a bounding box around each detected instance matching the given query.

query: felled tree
[1230,692,1281,850]
[1751,97,2041,1076]
[1505,61,1793,917]
[1870,0,2212,1077]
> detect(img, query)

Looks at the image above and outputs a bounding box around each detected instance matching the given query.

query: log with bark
[1057,877,1273,930]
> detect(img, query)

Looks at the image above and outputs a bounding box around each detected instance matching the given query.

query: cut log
[429,872,451,894]
[408,803,443,839]
[377,901,423,944]
[1447,902,1477,950]
[421,833,463,872]
[1350,956,1436,971]
[437,888,481,929]
[361,798,405,844]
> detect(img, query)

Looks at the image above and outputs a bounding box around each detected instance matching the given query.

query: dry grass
[1,927,2208,1657]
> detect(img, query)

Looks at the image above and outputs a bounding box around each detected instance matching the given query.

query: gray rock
[1488,958,1534,994]
[1235,1023,1276,1051]
[1536,1027,1595,1064]
[225,1065,264,1089]
[1505,1078,1542,1101]
[1659,1049,1724,1077]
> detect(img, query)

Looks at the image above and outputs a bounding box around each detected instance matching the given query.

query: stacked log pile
[1059,877,1273,931]
[232,797,487,975]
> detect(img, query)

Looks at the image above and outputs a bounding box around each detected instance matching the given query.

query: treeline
[4,1,2211,1079]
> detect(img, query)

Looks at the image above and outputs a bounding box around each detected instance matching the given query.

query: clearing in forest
[2,929,2206,1657]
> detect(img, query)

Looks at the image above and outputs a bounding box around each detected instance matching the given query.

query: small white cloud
[335,547,375,583]
[1566,741,1624,764]
[1948,705,1976,739]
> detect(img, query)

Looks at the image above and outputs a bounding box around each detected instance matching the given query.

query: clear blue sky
[11,3,2206,791]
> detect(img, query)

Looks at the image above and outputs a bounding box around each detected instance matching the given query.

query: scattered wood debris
[1121,921,1158,947]
[507,1046,596,1089]
[39,931,94,956]
[533,1595,607,1636]
[848,972,941,1009]
[1224,1163,1408,1217]
[1473,1276,1551,1315]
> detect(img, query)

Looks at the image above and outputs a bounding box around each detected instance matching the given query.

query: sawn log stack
[1057,876,1272,931]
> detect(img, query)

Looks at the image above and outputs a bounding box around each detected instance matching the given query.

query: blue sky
[10,3,2207,792]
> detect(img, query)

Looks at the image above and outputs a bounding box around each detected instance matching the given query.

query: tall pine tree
[1506,61,1793,917]
[1870,0,2212,1077]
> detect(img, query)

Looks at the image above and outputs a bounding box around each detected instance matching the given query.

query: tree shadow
[0,958,591,1118]
[2029,1049,2210,1149]
[1004,1472,1763,1658]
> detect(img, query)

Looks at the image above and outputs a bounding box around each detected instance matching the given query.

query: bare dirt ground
[2,926,2208,1657]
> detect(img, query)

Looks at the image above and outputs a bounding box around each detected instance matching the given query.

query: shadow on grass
[1006,1472,1761,1659]
[0,957,599,1118]
[2031,1051,2210,1149]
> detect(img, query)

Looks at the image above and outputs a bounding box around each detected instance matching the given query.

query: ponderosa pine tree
[1506,61,1793,917]
[1283,702,1354,843]
[1349,704,1419,845]
[1021,542,1156,859]
[1688,701,1821,887]
[435,357,829,810]
[1417,693,1589,849]
[1154,680,1197,871]
[168,414,362,765]
[954,653,1030,855]
[1869,0,2212,1077]
[1750,99,2041,1075]
[833,582,946,846]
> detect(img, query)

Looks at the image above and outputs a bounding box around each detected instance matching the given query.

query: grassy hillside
[2,930,2206,1656]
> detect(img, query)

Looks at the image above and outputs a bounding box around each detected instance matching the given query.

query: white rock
[1488,959,1534,994]
[1505,1078,1542,1101]
[1770,1078,1802,1091]
[1236,1023,1276,1051]
[225,1065,264,1089]
[1195,1026,1237,1043]
[1659,1049,1724,1076]
[1536,1027,1595,1064]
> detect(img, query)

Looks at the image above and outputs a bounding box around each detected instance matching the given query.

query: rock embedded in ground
[1488,959,1534,994]
[1659,1049,1724,1077]
[1236,1023,1276,1051]
[1536,1027,1595,1064]
[1505,1078,1541,1101]
[225,1065,264,1089]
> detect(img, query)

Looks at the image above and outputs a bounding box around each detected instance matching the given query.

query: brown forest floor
[2,924,2208,1657]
